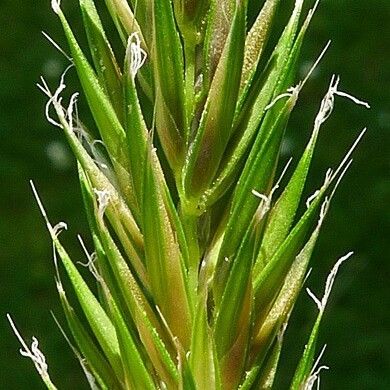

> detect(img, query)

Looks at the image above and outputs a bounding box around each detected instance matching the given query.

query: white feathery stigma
[67,92,79,134]
[303,345,329,390]
[52,221,68,238]
[7,314,50,379]
[51,0,61,14]
[252,157,293,220]
[30,180,68,240]
[94,189,111,220]
[306,169,332,209]
[306,252,354,314]
[318,197,330,226]
[265,86,299,111]
[38,67,107,168]
[314,75,369,130]
[77,235,102,282]
[37,64,76,131]
[265,40,332,111]
[127,32,147,80]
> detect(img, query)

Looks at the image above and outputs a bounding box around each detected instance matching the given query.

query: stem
[180,208,200,304]
[184,39,196,139]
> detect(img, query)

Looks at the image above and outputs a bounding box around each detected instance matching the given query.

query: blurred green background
[0,0,389,388]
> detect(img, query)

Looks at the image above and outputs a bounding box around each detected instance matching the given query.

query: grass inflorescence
[9,0,369,389]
